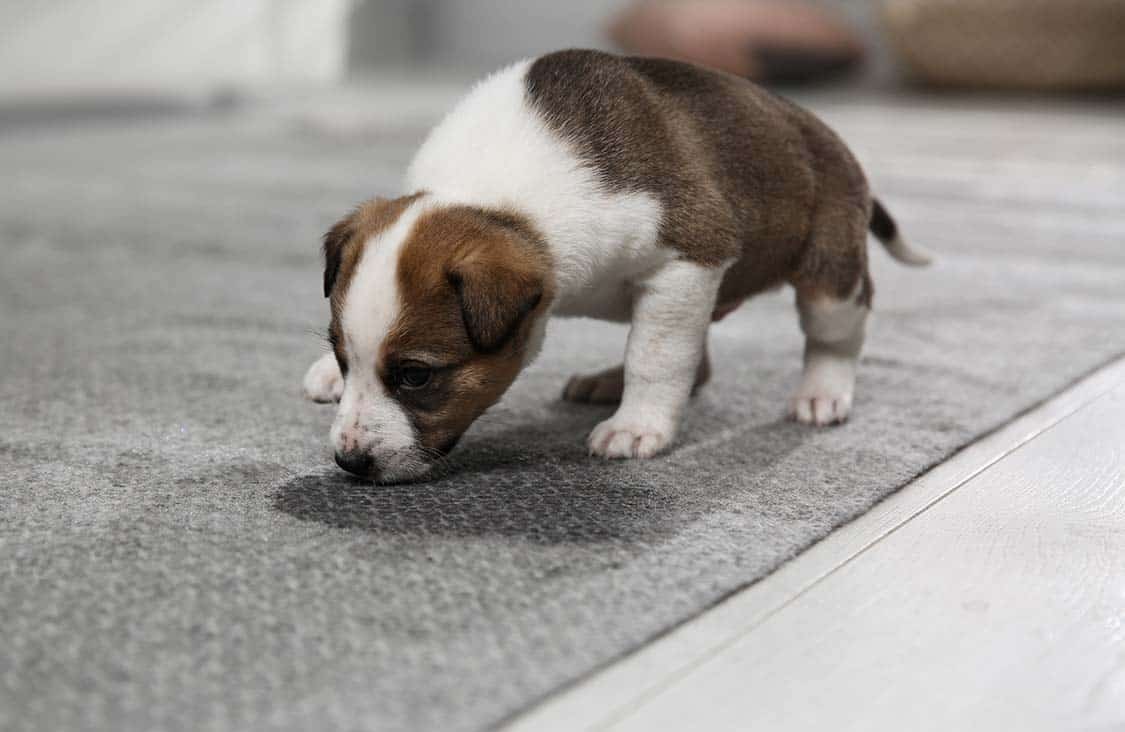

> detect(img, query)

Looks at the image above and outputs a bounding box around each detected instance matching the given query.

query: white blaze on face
[330,202,430,480]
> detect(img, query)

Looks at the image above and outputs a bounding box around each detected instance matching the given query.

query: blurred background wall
[3,0,1123,102]
[0,0,351,97]
[0,0,889,100]
[347,0,628,70]
[347,0,887,75]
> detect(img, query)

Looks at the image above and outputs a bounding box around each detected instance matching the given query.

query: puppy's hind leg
[563,337,712,405]
[791,275,870,426]
[303,352,343,403]
[563,364,626,405]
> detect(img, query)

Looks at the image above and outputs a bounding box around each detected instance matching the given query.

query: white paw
[587,414,675,459]
[790,391,853,426]
[302,353,343,403]
[791,355,856,426]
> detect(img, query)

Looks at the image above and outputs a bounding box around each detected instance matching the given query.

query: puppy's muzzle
[334,449,378,480]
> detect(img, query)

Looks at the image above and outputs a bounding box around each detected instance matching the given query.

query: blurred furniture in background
[608,0,865,84]
[346,0,890,81]
[4,0,1123,100]
[882,0,1125,90]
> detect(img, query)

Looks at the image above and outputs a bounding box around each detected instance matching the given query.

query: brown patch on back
[527,50,738,267]
[525,49,873,309]
[378,206,555,454]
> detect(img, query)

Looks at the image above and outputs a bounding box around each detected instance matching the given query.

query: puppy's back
[412,50,869,295]
[527,50,867,285]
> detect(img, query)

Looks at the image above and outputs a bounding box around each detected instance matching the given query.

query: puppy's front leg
[588,259,725,459]
[303,352,343,403]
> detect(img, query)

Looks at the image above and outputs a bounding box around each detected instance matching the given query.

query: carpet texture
[2,91,1124,732]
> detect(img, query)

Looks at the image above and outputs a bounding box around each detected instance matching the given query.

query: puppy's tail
[869,199,932,267]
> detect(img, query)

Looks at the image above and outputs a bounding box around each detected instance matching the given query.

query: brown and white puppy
[303,49,928,483]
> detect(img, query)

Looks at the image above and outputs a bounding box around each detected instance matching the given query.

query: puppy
[303,49,929,483]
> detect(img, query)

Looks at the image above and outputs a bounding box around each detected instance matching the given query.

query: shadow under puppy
[303,49,929,484]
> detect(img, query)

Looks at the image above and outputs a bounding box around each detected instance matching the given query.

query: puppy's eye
[397,362,432,390]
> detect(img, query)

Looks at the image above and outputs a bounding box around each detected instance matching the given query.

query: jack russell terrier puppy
[303,49,929,483]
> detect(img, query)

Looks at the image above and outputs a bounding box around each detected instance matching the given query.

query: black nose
[334,450,376,478]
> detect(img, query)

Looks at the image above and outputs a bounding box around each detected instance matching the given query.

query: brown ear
[446,243,545,354]
[322,213,356,298]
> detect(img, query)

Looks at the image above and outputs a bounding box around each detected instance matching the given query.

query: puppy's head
[321,195,552,483]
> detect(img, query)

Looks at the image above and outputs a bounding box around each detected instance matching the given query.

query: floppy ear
[447,246,545,354]
[322,213,356,298]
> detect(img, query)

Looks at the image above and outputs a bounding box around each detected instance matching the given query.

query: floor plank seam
[571,357,1125,731]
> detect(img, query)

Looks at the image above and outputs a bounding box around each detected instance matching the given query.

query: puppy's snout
[334,449,377,479]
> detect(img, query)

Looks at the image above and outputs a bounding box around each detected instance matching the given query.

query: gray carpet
[2,91,1124,732]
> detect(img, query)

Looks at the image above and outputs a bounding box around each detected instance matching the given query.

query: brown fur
[322,199,552,455]
[526,50,872,309]
[323,194,424,372]
[322,52,883,463]
[377,205,554,455]
[562,346,712,405]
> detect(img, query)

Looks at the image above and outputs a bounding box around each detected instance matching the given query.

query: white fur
[588,259,727,458]
[311,58,735,469]
[331,202,432,481]
[881,233,932,267]
[406,59,666,320]
[791,283,868,426]
[406,59,728,459]
[303,352,342,403]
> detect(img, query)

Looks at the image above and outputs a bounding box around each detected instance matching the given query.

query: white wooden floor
[509,356,1125,731]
